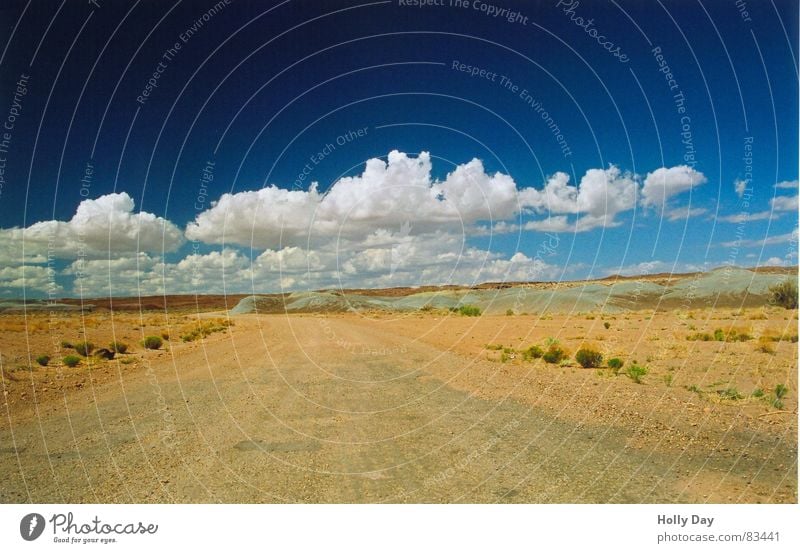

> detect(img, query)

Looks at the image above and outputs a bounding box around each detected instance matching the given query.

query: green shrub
[769,280,798,309]
[522,345,544,361]
[625,363,647,383]
[603,322,611,329]
[575,348,603,368]
[751,388,765,398]
[542,344,568,364]
[718,387,743,400]
[109,341,128,354]
[457,305,481,317]
[774,384,788,399]
[506,309,514,316]
[74,341,94,357]
[607,358,624,373]
[143,336,163,350]
[713,329,725,341]
[63,355,81,367]
[35,355,50,367]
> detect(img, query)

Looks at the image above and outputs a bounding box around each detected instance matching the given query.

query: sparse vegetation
[60,340,73,349]
[603,322,611,329]
[688,328,752,342]
[607,358,624,374]
[35,355,50,367]
[109,341,129,354]
[755,338,775,354]
[522,345,544,361]
[485,344,503,351]
[718,387,743,401]
[143,335,163,350]
[62,355,81,367]
[575,347,603,368]
[663,374,673,387]
[768,280,798,309]
[457,305,481,317]
[625,363,647,383]
[179,319,234,342]
[542,343,568,364]
[74,341,94,357]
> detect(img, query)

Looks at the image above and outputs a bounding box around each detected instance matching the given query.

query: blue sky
[0,0,797,298]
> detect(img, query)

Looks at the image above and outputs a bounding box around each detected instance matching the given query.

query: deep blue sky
[0,0,797,296]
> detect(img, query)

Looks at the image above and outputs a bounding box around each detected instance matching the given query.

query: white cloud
[0,192,184,265]
[721,229,798,248]
[734,179,748,198]
[186,151,521,249]
[775,180,799,189]
[770,195,798,212]
[665,206,707,221]
[717,210,773,223]
[0,265,61,295]
[641,165,707,208]
[761,257,784,266]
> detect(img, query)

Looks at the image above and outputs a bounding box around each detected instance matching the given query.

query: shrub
[109,341,128,354]
[774,384,788,399]
[74,341,94,357]
[575,348,603,368]
[35,355,50,367]
[60,340,73,349]
[457,305,481,317]
[751,388,765,398]
[486,344,503,351]
[755,339,775,354]
[718,387,743,400]
[607,358,624,373]
[63,355,81,367]
[687,332,713,341]
[522,345,543,361]
[713,328,725,341]
[161,331,170,340]
[542,344,568,364]
[625,363,647,383]
[769,280,798,309]
[603,322,611,329]
[506,309,514,316]
[143,335,163,350]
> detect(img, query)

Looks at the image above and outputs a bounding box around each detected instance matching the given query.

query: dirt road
[1,315,795,503]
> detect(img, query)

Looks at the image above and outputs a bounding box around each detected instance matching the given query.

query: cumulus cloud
[0,192,184,264]
[0,152,724,296]
[775,180,799,189]
[0,265,61,295]
[186,151,521,249]
[641,165,707,208]
[519,165,638,231]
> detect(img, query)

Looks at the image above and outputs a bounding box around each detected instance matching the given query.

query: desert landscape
[0,267,796,503]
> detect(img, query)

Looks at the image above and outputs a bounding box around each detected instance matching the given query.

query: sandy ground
[0,307,796,503]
